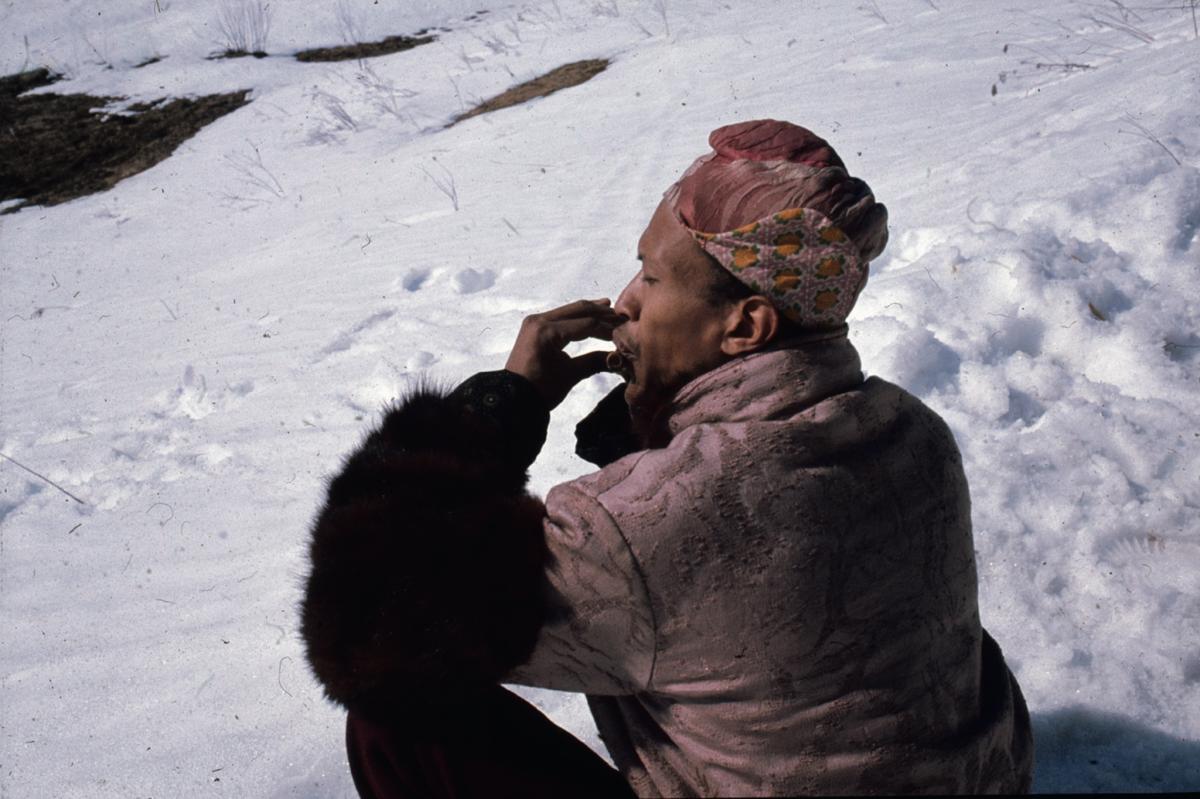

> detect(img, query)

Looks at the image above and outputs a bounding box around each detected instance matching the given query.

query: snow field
[2,0,1199,794]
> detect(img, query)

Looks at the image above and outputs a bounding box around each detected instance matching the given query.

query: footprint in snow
[406,351,436,371]
[160,365,213,420]
[453,268,495,294]
[154,366,255,421]
[401,268,430,292]
[0,480,44,525]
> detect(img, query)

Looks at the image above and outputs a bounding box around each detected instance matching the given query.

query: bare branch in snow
[1034,61,1095,72]
[653,0,671,37]
[1118,113,1181,166]
[215,0,272,55]
[1104,0,1143,25]
[421,161,459,211]
[0,452,89,505]
[312,89,357,132]
[503,17,523,43]
[355,63,418,120]
[1083,11,1153,43]
[591,0,620,19]
[277,656,293,696]
[335,0,365,45]
[857,0,888,24]
[223,139,286,201]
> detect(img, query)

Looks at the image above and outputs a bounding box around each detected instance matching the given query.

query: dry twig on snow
[1118,113,1181,166]
[421,161,459,211]
[0,452,88,505]
[215,0,272,56]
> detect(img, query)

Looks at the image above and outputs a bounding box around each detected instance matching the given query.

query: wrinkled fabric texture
[671,120,845,233]
[508,331,1033,796]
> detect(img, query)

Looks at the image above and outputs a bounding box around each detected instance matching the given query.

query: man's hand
[505,299,625,410]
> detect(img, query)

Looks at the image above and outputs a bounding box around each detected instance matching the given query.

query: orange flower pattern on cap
[773,269,803,292]
[773,233,804,257]
[731,246,760,271]
[816,256,843,279]
[681,206,868,327]
[814,289,839,312]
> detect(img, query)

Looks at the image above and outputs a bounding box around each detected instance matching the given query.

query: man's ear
[720,296,780,356]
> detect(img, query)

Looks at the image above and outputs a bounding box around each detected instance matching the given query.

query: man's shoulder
[855,374,963,450]
[551,373,961,526]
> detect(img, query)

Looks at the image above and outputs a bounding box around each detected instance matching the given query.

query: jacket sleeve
[300,370,552,715]
[505,479,657,696]
[301,369,655,713]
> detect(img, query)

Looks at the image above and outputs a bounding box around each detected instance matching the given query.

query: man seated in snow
[300,120,1034,797]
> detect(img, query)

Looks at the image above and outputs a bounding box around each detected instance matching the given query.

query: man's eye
[642,274,657,285]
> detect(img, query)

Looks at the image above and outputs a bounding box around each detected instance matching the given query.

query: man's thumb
[570,350,614,381]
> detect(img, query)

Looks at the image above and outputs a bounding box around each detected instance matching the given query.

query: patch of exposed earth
[0,69,248,213]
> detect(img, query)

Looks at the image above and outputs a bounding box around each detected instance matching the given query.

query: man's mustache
[607,331,637,377]
[610,330,637,359]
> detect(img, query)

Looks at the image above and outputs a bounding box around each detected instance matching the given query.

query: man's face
[612,200,731,420]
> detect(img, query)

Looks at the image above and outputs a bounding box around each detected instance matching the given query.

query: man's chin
[623,382,672,448]
[623,381,648,412]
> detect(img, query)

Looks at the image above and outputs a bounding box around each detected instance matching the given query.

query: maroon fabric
[707,118,845,167]
[345,687,635,799]
[669,119,889,265]
[673,119,844,232]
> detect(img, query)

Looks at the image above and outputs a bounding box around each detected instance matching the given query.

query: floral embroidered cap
[681,206,868,328]
[665,120,887,329]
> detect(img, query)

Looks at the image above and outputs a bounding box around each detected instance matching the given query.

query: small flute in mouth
[606,350,636,381]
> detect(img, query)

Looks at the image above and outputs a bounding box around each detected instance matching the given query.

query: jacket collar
[666,325,864,435]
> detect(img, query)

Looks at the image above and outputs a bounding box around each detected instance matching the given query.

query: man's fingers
[539,314,621,345]
[507,299,625,408]
[519,298,626,348]
[538,298,613,321]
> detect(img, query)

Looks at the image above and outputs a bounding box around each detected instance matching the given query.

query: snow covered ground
[2,0,1198,795]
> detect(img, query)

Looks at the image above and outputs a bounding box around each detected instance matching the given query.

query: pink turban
[665,120,888,328]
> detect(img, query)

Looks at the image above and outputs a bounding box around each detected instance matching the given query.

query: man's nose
[613,280,638,321]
